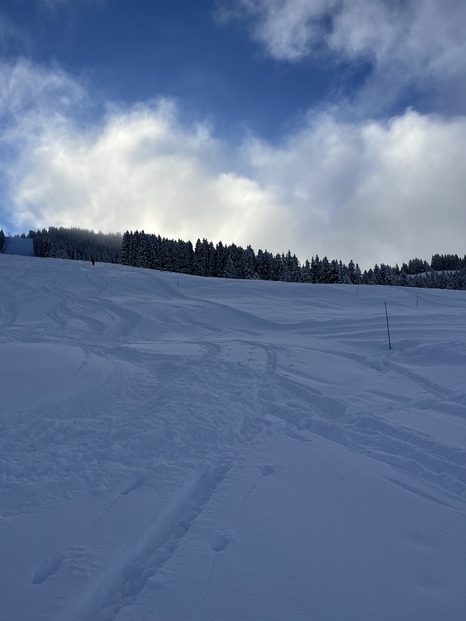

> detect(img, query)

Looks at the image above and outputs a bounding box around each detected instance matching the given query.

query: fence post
[385,302,392,350]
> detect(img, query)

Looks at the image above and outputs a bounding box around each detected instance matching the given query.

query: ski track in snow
[55,463,232,621]
[1,255,466,620]
[269,373,466,500]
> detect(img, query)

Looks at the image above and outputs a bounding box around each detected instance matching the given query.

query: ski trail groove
[384,359,466,404]
[56,461,231,621]
[261,373,466,500]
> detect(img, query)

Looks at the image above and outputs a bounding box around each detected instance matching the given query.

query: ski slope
[1,254,466,621]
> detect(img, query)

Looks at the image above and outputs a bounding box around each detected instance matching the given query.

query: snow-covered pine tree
[120,231,131,265]
[180,240,194,274]
[223,253,236,278]
[242,245,257,279]
[137,232,153,269]
[310,255,320,283]
[301,259,312,283]
[215,241,227,277]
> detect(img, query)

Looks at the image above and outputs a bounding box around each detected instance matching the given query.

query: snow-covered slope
[1,254,466,621]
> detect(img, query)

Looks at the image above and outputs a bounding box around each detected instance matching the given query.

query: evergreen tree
[120,231,131,265]
[206,241,216,277]
[177,240,194,274]
[215,241,227,277]
[347,260,361,284]
[228,243,243,277]
[338,261,352,284]
[242,245,257,279]
[223,253,236,278]
[431,253,462,271]
[319,257,332,283]
[328,260,340,284]
[137,232,152,269]
[287,251,301,282]
[256,249,273,280]
[150,235,163,270]
[301,259,312,283]
[310,255,320,283]
[193,239,207,276]
[128,231,140,266]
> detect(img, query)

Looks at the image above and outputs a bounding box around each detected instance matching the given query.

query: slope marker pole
[385,302,392,350]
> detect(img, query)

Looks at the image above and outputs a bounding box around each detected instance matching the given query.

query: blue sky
[1,0,465,268]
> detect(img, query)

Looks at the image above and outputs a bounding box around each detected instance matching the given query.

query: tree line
[31,227,122,263]
[2,226,465,290]
[119,230,466,290]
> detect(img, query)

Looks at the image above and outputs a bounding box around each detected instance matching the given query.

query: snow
[1,254,466,621]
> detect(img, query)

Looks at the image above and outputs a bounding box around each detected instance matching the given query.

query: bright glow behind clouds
[8,87,287,252]
[4,57,465,268]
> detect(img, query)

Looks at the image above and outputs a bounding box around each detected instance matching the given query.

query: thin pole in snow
[385,302,392,350]
[416,292,419,307]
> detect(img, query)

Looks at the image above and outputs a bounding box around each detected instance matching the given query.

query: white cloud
[1,62,287,251]
[221,0,466,69]
[244,110,466,267]
[219,0,466,112]
[2,60,466,269]
[0,58,85,131]
[217,0,338,61]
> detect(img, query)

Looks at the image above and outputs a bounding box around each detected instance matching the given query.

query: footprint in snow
[211,535,229,552]
[31,554,65,585]
[118,471,145,495]
[260,465,275,477]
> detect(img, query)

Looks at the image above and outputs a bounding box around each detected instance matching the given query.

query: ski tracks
[54,462,231,621]
[370,356,466,404]
[244,338,466,504]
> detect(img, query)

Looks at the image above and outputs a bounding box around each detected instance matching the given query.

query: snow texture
[1,254,466,621]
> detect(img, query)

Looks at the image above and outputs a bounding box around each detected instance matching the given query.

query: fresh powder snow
[1,254,466,621]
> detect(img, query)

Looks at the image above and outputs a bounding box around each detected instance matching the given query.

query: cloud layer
[11,100,286,250]
[244,110,466,265]
[219,0,466,113]
[1,59,466,269]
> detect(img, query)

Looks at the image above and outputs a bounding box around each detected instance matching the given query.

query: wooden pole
[385,302,392,350]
